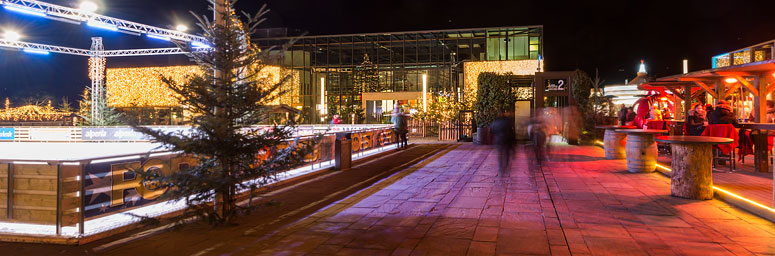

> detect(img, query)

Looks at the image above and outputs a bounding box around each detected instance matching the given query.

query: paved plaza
[239,144,775,255]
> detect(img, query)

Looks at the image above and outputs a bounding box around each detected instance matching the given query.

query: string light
[463,59,543,103]
[0,105,71,121]
[106,65,301,108]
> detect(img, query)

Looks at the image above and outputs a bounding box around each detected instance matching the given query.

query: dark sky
[2,0,775,105]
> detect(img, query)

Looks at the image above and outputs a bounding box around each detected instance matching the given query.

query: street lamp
[3,30,21,41]
[79,1,98,13]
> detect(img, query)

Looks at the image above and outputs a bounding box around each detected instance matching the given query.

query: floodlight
[3,30,21,41]
[146,33,171,41]
[23,48,50,55]
[175,24,188,32]
[87,20,118,31]
[191,41,210,48]
[79,1,98,13]
[4,5,47,17]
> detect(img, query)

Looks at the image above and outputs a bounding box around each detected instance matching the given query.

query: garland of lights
[106,65,300,108]
[0,105,72,122]
[463,59,542,104]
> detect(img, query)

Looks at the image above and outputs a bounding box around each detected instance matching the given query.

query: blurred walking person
[528,112,548,165]
[491,111,515,174]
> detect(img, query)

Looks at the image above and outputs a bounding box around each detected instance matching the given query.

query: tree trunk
[670,144,714,200]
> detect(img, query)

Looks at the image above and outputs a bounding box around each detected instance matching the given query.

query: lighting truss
[0,38,207,57]
[0,0,207,44]
[0,38,90,56]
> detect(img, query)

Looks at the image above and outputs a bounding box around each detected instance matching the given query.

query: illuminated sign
[545,79,567,91]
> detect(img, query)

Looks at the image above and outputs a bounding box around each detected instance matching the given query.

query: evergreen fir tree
[77,87,123,126]
[354,54,381,92]
[131,0,316,224]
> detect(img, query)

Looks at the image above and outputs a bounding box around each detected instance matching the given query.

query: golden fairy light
[106,65,301,108]
[106,66,202,108]
[463,59,543,102]
[0,105,72,121]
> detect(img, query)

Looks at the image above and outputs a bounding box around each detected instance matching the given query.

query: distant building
[604,61,649,106]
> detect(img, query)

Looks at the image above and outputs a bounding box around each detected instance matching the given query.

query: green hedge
[475,72,516,128]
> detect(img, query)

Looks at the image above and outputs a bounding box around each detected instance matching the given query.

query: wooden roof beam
[734,75,759,96]
[692,81,718,99]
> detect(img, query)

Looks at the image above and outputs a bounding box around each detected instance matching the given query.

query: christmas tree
[131,0,315,224]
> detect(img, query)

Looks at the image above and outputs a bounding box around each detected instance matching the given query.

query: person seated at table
[687,104,707,135]
[648,105,663,121]
[708,101,739,128]
[625,107,636,126]
[766,100,775,123]
[662,107,673,120]
[705,104,714,113]
[618,104,628,125]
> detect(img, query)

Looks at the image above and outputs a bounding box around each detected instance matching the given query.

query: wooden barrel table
[615,129,667,173]
[596,125,637,159]
[656,136,733,200]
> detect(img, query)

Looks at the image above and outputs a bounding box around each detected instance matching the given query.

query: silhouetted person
[491,111,515,174]
[618,104,627,125]
[709,101,739,128]
[391,106,408,149]
[528,113,548,165]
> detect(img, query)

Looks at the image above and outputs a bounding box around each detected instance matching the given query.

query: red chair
[701,124,739,172]
[646,120,666,130]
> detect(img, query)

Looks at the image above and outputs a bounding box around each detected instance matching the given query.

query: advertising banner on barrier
[82,127,192,141]
[351,128,395,153]
[81,129,391,219]
[83,154,198,218]
[29,128,72,141]
[0,128,14,140]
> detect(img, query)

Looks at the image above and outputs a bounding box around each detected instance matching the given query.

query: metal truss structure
[0,38,91,56]
[0,0,215,122]
[0,0,207,44]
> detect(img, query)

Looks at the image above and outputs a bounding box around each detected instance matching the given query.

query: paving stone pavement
[246,144,775,255]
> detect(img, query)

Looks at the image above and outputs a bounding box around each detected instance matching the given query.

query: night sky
[1,0,775,106]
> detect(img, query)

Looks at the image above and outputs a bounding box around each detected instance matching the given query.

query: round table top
[614,129,668,134]
[655,136,734,145]
[596,125,637,129]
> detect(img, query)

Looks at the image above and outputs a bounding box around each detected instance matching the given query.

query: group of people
[619,99,760,136]
[686,100,742,135]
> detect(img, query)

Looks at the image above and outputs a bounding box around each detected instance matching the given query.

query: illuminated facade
[254,26,544,123]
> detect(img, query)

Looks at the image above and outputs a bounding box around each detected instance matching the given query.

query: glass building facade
[253,26,543,123]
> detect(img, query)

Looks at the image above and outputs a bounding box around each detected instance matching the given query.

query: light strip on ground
[653,163,775,215]
[3,5,47,17]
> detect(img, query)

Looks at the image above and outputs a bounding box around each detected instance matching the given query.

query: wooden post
[6,163,11,220]
[715,80,724,103]
[754,75,769,172]
[670,143,714,200]
[684,85,691,121]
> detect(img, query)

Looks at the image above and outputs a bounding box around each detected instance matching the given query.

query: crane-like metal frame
[0,0,207,43]
[1,0,213,123]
